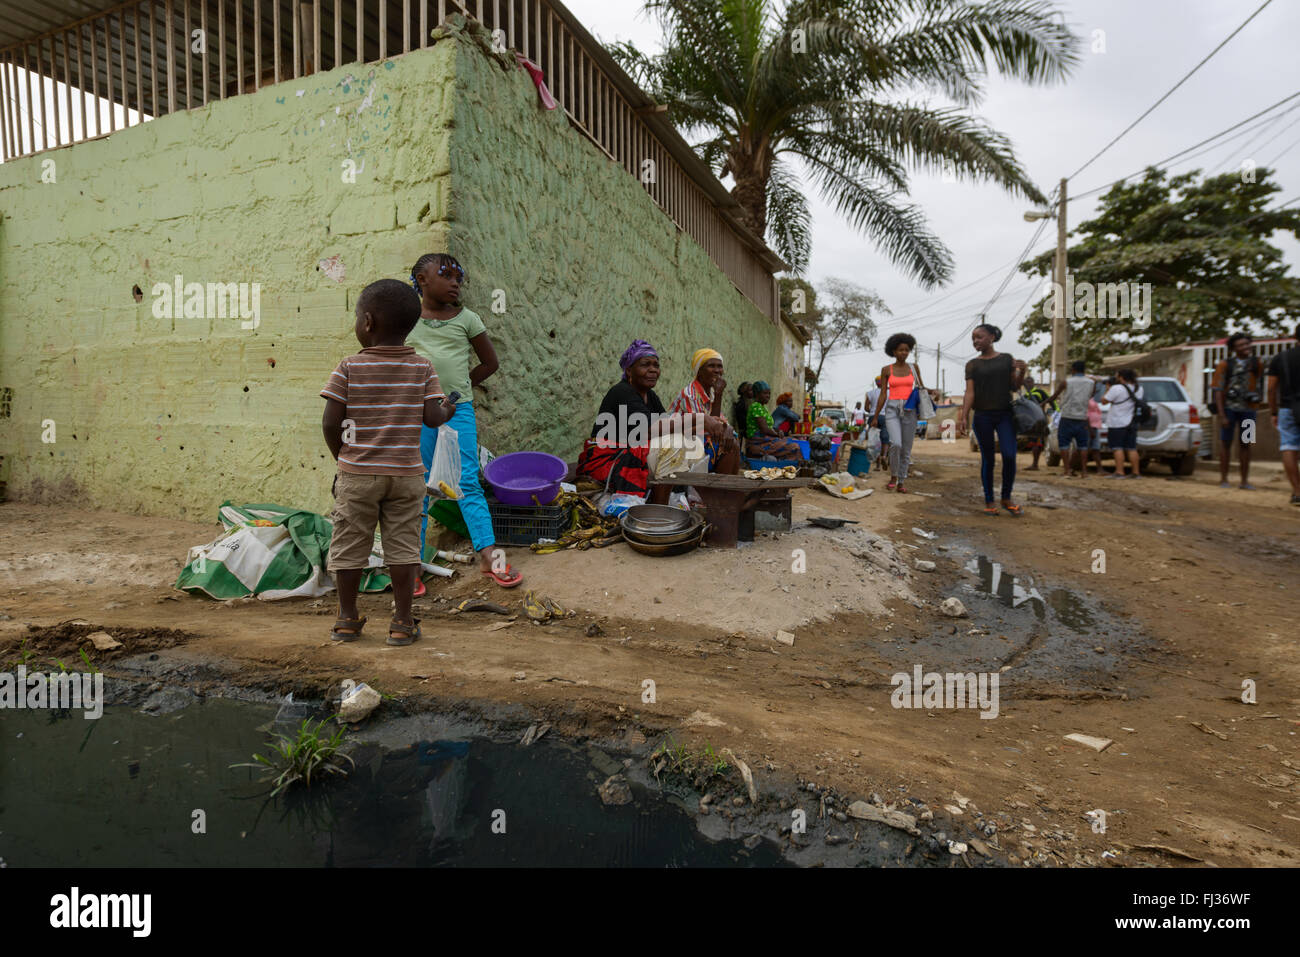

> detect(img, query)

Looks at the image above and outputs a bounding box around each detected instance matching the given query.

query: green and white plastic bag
[175,502,391,600]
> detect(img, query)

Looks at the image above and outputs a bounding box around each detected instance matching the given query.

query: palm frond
[766,160,814,273]
[802,155,954,287]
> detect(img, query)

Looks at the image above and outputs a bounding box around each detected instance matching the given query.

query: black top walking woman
[957,323,1027,515]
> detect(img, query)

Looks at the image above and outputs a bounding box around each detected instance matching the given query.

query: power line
[1068,0,1276,181]
[1206,109,1300,176]
[935,212,1054,354]
[1069,90,1300,202]
[1265,134,1300,168]
[885,250,1031,313]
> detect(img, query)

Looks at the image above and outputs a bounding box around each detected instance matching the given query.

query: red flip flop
[483,565,523,588]
[413,578,427,598]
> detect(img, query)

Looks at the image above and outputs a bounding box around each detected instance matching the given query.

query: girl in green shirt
[409,253,522,590]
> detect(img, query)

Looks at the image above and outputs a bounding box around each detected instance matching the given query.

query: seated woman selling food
[772,392,800,434]
[667,348,741,475]
[576,339,667,499]
[745,381,804,461]
[577,341,736,503]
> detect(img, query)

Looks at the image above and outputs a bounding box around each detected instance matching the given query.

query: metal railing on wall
[0,0,779,319]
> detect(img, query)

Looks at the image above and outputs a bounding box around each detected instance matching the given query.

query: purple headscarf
[619,339,659,379]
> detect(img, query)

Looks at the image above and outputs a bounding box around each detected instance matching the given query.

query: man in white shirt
[1100,369,1144,478]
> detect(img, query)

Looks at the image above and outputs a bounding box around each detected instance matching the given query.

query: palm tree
[611,0,1081,286]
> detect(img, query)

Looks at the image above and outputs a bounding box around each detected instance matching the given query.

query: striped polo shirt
[321,345,443,475]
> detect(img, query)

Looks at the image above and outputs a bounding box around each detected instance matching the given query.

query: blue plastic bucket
[847,446,870,476]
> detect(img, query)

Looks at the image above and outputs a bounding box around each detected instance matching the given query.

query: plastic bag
[426,424,462,500]
[866,426,882,459]
[597,492,646,518]
[1012,396,1046,435]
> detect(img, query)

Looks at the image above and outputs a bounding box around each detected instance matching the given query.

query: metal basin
[624,524,706,557]
[622,511,705,546]
[621,504,696,536]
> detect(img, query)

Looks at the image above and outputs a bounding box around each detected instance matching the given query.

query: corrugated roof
[0,1,119,50]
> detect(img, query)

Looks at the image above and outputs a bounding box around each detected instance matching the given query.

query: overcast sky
[564,0,1300,404]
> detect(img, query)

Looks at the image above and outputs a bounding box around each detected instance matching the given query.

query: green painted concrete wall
[0,45,458,517]
[441,17,782,457]
[0,17,780,519]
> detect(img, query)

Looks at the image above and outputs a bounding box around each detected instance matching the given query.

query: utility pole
[935,342,941,393]
[1051,176,1069,391]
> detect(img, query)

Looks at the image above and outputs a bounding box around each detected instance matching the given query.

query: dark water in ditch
[0,697,785,867]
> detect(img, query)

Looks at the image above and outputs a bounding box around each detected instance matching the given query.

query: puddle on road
[865,541,1164,701]
[963,556,1098,631]
[0,697,786,867]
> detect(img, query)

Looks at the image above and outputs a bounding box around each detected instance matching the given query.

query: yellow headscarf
[692,348,723,376]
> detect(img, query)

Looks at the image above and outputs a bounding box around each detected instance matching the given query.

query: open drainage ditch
[0,694,798,867]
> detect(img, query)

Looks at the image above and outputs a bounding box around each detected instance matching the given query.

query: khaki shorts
[328,471,426,571]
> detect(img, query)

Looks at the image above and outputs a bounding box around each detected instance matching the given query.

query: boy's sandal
[1001,503,1024,516]
[387,617,421,647]
[982,505,999,516]
[483,565,523,588]
[331,616,367,642]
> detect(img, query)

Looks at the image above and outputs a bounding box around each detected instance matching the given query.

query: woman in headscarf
[745,382,804,461]
[773,393,800,434]
[668,348,741,474]
[576,339,678,500]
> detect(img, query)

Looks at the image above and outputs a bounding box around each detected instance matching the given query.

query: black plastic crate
[489,501,571,546]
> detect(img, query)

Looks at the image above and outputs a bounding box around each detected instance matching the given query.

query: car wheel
[1173,452,1196,476]
[1047,450,1061,467]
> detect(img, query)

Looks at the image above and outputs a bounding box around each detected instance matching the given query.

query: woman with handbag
[956,324,1028,515]
[868,333,937,493]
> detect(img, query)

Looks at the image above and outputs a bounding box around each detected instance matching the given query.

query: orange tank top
[887,368,914,401]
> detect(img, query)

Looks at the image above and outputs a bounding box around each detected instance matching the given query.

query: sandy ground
[1,441,1298,867]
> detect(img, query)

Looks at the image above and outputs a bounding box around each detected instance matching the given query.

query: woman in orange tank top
[868,333,934,492]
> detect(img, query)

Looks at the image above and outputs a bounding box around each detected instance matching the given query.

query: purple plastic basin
[484,451,568,506]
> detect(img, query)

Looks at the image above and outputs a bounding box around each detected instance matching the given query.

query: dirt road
[1,441,1297,866]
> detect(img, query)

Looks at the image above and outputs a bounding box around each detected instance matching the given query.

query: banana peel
[523,590,551,621]
[523,590,575,622]
[454,597,510,615]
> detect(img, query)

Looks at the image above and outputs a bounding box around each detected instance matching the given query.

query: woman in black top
[577,339,667,498]
[957,323,1028,514]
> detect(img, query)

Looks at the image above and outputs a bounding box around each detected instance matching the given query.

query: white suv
[1047,376,1201,475]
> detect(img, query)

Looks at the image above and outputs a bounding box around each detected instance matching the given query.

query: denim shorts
[1057,417,1090,452]
[1108,423,1139,451]
[1219,408,1257,445]
[1279,408,1300,452]
[1088,427,1102,450]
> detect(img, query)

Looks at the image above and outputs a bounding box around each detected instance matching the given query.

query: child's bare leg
[335,569,363,621]
[388,564,417,624]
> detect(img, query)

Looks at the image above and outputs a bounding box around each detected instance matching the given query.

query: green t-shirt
[746,401,774,438]
[405,307,488,403]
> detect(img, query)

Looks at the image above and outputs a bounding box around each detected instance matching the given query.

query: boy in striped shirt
[321,279,455,646]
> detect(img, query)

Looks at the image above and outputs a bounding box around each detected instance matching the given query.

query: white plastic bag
[426,424,462,500]
[596,492,646,517]
[866,426,882,459]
